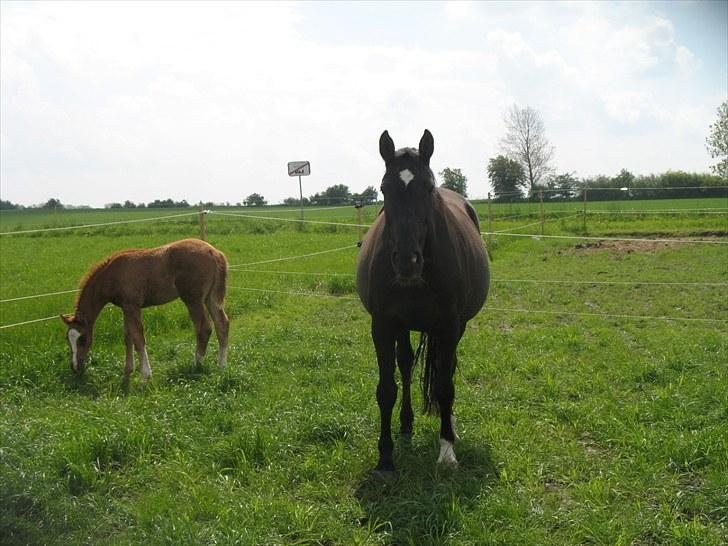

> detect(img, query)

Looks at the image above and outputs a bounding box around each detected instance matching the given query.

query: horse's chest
[381,290,446,332]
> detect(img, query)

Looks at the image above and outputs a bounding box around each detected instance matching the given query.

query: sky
[1,1,726,208]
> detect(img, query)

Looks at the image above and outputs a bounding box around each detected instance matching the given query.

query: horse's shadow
[57,370,101,398]
[355,434,499,544]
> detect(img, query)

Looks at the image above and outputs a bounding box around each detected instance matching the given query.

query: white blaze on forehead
[68,328,81,370]
[399,169,415,186]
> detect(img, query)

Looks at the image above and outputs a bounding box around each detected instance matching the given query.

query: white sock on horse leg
[140,347,152,379]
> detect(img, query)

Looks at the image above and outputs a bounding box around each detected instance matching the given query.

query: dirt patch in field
[566,235,725,254]
[570,240,675,253]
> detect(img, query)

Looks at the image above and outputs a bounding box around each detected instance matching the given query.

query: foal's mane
[74,249,138,307]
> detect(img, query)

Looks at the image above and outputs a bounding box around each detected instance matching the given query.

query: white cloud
[0,1,720,206]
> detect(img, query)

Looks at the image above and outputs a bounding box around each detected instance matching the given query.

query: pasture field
[1,199,727,545]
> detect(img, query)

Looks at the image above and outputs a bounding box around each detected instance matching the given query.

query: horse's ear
[419,129,434,165]
[379,130,395,163]
[60,313,74,325]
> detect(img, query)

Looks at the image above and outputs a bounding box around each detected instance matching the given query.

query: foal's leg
[396,331,415,436]
[372,317,398,474]
[206,298,230,368]
[123,305,151,379]
[122,310,135,375]
[185,301,212,365]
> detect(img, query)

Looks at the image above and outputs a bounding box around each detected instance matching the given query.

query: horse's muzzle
[392,250,424,284]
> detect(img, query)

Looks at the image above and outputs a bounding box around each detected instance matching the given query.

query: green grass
[1,201,727,545]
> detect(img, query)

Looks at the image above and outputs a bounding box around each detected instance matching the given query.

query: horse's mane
[394,147,419,158]
[74,249,138,308]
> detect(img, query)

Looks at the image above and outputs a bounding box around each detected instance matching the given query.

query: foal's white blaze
[399,169,414,186]
[68,328,81,371]
[437,438,458,467]
[140,346,152,379]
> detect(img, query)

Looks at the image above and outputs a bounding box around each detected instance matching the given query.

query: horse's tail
[417,333,439,415]
[209,251,228,309]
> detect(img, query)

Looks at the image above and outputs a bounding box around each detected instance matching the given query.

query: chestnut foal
[61,238,229,378]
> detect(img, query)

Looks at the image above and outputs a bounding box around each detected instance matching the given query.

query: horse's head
[60,313,93,374]
[379,129,436,285]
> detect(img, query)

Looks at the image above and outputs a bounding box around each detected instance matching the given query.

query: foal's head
[60,313,93,373]
[378,129,436,284]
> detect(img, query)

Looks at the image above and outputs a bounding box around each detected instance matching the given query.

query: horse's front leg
[372,317,398,475]
[396,330,415,436]
[122,311,135,376]
[123,305,151,379]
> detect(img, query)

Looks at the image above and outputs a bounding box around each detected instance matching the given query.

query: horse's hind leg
[185,301,212,365]
[206,297,229,368]
[434,331,460,467]
[396,331,414,436]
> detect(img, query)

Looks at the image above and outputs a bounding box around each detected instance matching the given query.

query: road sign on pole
[288,161,311,177]
[288,161,311,220]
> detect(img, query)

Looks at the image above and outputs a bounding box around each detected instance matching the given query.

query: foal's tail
[417,333,440,415]
[209,251,228,309]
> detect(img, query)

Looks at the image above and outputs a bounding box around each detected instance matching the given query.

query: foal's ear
[419,129,434,165]
[379,130,395,163]
[60,313,74,326]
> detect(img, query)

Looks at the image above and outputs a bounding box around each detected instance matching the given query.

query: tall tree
[244,193,267,206]
[353,186,378,204]
[545,172,578,200]
[439,167,468,197]
[706,100,728,180]
[42,198,64,209]
[310,184,351,205]
[487,155,526,202]
[500,104,554,192]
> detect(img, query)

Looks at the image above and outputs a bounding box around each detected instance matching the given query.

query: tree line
[0,185,381,211]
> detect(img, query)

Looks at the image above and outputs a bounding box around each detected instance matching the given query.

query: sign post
[287,161,311,220]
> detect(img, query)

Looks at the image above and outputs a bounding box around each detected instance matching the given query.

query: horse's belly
[142,284,179,307]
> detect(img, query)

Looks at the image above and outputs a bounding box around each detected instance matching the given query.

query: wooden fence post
[582,187,588,234]
[539,190,545,236]
[199,207,206,241]
[355,202,364,244]
[487,192,493,249]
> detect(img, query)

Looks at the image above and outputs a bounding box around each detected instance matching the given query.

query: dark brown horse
[357,129,489,475]
[60,238,229,378]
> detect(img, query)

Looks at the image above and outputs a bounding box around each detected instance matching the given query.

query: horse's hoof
[437,439,458,468]
[437,458,459,470]
[372,469,398,483]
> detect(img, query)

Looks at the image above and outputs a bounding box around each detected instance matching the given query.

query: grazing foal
[60,238,229,378]
[357,130,489,474]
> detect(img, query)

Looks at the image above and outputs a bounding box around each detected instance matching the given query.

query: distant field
[1,199,727,545]
[2,197,726,232]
